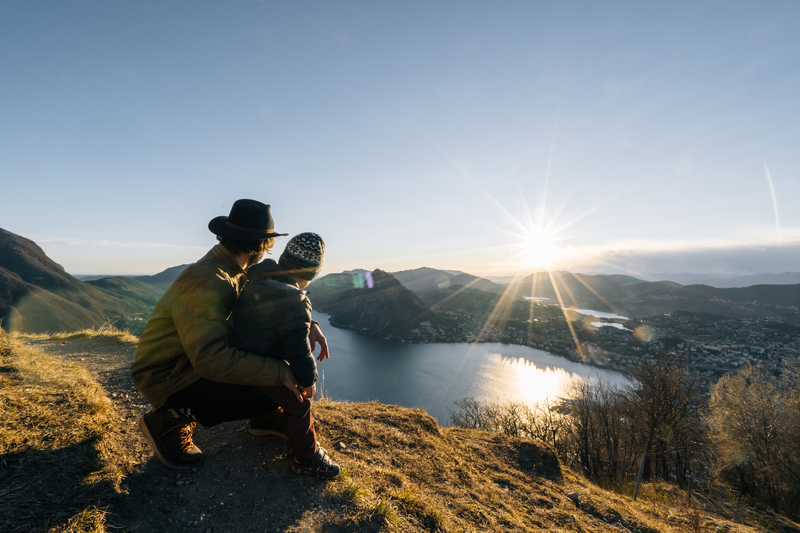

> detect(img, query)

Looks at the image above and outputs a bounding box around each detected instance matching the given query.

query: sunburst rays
[462,181,628,361]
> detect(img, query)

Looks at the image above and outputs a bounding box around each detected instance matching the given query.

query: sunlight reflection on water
[480,353,584,405]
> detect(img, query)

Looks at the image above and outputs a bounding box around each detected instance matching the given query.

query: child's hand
[309,323,330,361]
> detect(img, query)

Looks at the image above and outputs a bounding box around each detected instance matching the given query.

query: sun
[521,227,558,267]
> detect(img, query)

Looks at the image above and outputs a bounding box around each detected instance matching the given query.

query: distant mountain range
[394,267,800,325]
[131,264,193,291]
[77,269,800,290]
[0,228,163,334]
[3,227,800,336]
[76,266,194,291]
[648,272,800,288]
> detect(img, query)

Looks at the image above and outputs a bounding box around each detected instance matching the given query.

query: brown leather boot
[139,409,202,469]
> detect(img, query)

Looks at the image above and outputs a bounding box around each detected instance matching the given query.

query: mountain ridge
[131,264,192,291]
[310,269,456,340]
[648,271,800,288]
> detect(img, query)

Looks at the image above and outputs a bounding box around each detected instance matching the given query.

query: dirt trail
[27,338,341,533]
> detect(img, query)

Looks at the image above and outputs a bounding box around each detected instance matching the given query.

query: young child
[231,232,339,478]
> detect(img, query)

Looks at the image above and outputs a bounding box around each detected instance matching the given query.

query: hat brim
[208,216,289,240]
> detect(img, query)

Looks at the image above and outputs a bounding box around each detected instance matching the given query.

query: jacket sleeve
[171,272,291,386]
[278,293,318,388]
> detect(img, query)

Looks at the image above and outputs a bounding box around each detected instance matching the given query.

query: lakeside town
[340,290,800,384]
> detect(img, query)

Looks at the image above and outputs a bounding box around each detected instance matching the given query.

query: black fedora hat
[208,199,289,240]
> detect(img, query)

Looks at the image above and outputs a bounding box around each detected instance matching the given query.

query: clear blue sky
[2,1,799,278]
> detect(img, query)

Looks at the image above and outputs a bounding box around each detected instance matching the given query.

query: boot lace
[178,422,196,452]
[165,421,196,452]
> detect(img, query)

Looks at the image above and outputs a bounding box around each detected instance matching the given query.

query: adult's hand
[309,322,330,361]
[283,370,304,403]
[298,383,316,400]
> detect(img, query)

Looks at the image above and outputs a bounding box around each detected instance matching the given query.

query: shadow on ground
[110,423,338,533]
[0,438,114,533]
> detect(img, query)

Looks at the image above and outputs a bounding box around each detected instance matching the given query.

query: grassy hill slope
[85,276,164,308]
[0,265,110,333]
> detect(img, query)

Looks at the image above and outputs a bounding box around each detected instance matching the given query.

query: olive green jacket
[131,244,290,407]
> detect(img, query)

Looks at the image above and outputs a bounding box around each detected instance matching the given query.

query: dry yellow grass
[12,322,138,345]
[0,328,129,533]
[287,400,800,533]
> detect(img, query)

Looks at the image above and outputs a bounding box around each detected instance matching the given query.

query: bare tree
[449,397,492,431]
[708,364,800,517]
[623,354,706,485]
[561,378,631,482]
[519,395,569,455]
[450,396,569,454]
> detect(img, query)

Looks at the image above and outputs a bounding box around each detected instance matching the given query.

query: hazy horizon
[67,256,800,286]
[23,233,800,279]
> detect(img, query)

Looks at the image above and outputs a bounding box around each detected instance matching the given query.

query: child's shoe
[291,447,340,479]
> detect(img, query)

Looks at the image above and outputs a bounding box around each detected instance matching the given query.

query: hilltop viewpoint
[2,328,799,533]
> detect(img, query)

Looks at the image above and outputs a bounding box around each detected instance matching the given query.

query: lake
[312,311,625,425]
[592,322,630,331]
[567,308,629,320]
